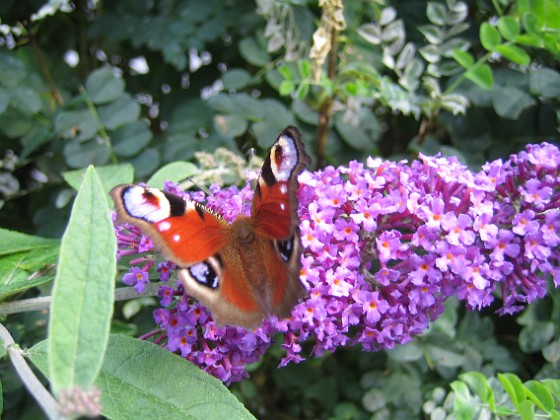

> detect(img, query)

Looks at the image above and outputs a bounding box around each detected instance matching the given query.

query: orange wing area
[251,181,292,239]
[153,210,229,265]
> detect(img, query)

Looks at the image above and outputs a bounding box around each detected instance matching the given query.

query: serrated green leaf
[147,161,199,188]
[111,121,153,158]
[48,166,116,394]
[465,63,494,89]
[498,372,526,408]
[493,86,536,119]
[63,164,134,193]
[29,335,255,419]
[480,23,501,51]
[222,68,252,90]
[497,16,520,41]
[85,67,125,105]
[0,229,58,256]
[98,94,140,130]
[525,381,554,413]
[495,44,531,65]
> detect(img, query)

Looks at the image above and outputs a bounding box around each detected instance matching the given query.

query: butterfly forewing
[110,185,229,265]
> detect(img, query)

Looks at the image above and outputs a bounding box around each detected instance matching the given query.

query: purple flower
[122,267,150,293]
[113,142,560,384]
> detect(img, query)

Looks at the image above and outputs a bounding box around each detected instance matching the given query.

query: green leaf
[525,381,554,413]
[335,117,374,151]
[498,373,526,408]
[239,37,269,66]
[0,86,9,114]
[222,68,252,90]
[493,86,536,119]
[126,148,160,178]
[518,399,535,420]
[9,86,42,114]
[63,164,135,193]
[426,2,446,26]
[0,247,59,300]
[542,379,560,401]
[252,99,295,148]
[465,64,494,89]
[48,166,116,394]
[29,335,255,419]
[111,121,153,158]
[480,23,501,51]
[213,114,248,137]
[459,372,494,411]
[55,109,98,142]
[387,342,423,362]
[530,68,560,98]
[279,80,295,96]
[495,44,531,65]
[85,67,125,105]
[98,94,140,130]
[277,65,293,81]
[298,60,312,79]
[450,380,477,420]
[147,161,199,188]
[426,345,465,368]
[452,49,474,68]
[0,229,58,256]
[497,16,520,41]
[64,138,111,168]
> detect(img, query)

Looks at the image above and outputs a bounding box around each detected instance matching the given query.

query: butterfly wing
[250,126,311,318]
[110,185,228,265]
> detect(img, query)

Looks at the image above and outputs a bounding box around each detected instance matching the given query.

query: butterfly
[110,126,310,328]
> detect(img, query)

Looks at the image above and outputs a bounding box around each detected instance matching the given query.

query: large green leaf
[0,247,58,301]
[29,335,255,419]
[64,138,111,168]
[48,166,116,394]
[0,229,58,256]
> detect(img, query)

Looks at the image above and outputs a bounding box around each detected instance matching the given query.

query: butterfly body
[111,126,310,328]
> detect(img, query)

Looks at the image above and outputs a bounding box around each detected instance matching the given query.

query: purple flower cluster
[114,142,560,383]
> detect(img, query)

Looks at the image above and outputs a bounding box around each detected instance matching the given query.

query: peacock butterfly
[110,126,310,328]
